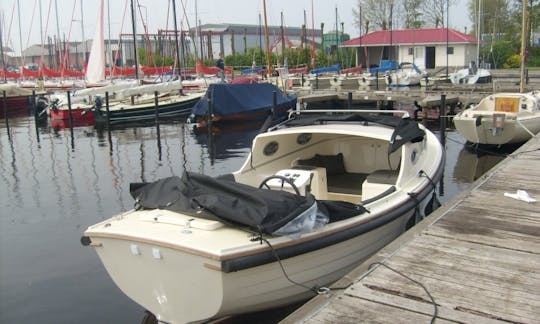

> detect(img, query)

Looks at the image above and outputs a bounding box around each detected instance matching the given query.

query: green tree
[403,0,425,28]
[423,0,456,27]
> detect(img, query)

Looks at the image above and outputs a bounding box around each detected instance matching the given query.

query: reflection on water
[453,145,510,184]
[0,115,520,323]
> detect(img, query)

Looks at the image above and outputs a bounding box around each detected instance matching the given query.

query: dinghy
[82,109,444,323]
[453,91,540,145]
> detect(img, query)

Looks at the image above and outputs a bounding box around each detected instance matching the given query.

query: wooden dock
[281,135,540,323]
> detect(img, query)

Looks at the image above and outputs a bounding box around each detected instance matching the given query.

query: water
[0,113,510,323]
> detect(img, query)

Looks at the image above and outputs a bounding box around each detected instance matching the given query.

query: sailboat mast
[17,0,24,72]
[55,0,62,69]
[0,15,7,83]
[520,0,527,93]
[80,0,87,63]
[172,0,182,79]
[262,0,271,76]
[130,0,139,80]
[476,0,481,65]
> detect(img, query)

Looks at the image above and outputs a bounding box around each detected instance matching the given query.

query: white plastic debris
[503,190,537,203]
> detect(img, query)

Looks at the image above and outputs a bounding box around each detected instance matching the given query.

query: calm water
[0,112,509,323]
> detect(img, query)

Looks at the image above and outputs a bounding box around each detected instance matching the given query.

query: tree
[422,0,456,27]
[468,0,512,39]
[403,0,425,28]
[353,0,394,32]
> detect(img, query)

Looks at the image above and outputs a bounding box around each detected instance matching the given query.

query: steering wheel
[258,175,301,195]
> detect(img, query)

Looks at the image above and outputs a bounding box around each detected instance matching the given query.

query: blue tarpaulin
[369,60,399,73]
[190,83,297,118]
[241,66,265,75]
[310,64,340,74]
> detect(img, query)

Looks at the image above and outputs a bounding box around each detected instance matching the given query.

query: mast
[476,0,481,65]
[172,0,182,79]
[262,0,271,76]
[519,0,527,93]
[55,0,61,69]
[0,14,7,83]
[80,0,87,63]
[310,0,315,69]
[86,0,105,83]
[130,0,139,80]
[107,0,113,78]
[17,0,24,73]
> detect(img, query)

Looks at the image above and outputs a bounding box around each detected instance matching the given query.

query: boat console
[267,167,328,199]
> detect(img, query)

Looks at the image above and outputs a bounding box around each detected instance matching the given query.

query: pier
[282,135,540,323]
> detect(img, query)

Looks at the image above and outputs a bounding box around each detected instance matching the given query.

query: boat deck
[281,135,540,323]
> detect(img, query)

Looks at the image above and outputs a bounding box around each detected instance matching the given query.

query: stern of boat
[84,224,226,323]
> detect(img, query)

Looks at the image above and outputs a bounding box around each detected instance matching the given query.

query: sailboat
[48,0,111,122]
[450,0,491,85]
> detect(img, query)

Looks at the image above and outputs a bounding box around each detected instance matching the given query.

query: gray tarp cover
[130,172,365,235]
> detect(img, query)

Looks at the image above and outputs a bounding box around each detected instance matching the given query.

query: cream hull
[84,110,444,323]
[88,207,414,323]
[453,113,540,145]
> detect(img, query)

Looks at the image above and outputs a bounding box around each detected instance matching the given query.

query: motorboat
[385,62,425,87]
[358,60,399,87]
[303,64,341,89]
[188,83,297,129]
[449,62,492,84]
[92,90,204,125]
[329,66,363,88]
[82,109,445,323]
[453,91,540,145]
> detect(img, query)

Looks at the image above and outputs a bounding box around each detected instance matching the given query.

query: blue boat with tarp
[189,83,297,128]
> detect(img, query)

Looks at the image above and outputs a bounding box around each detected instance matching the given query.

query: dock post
[154,91,162,160]
[375,72,379,90]
[207,87,213,130]
[3,90,9,130]
[347,92,352,109]
[67,90,73,128]
[272,91,277,117]
[105,92,112,154]
[315,74,319,89]
[66,90,75,150]
[32,90,40,143]
[105,92,111,129]
[439,94,446,146]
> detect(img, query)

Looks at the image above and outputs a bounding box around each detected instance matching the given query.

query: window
[447,47,454,55]
[408,48,414,55]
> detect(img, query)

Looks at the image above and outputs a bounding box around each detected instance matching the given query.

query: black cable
[369,262,438,324]
[260,237,319,295]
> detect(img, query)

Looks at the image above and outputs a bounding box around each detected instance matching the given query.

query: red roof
[341,28,478,47]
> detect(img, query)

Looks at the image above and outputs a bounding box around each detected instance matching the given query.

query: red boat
[49,106,95,122]
[0,85,36,118]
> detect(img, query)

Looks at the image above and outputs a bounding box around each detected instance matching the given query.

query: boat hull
[453,113,540,145]
[94,94,202,125]
[0,95,33,118]
[49,107,95,122]
[90,209,414,323]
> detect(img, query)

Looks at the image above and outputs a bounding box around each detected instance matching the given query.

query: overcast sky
[1,0,471,55]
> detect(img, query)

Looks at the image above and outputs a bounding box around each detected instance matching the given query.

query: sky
[1,0,471,55]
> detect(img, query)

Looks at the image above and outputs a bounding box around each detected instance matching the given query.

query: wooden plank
[281,136,540,324]
[343,284,503,324]
[297,293,456,324]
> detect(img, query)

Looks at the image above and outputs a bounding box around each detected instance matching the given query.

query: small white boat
[453,91,540,145]
[82,109,444,323]
[449,66,492,85]
[386,62,425,87]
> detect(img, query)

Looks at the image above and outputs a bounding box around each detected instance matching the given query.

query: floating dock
[281,135,540,323]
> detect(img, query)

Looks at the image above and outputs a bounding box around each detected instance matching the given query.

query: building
[340,28,480,69]
[189,23,322,60]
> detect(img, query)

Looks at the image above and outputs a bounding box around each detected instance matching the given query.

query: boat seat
[362,169,399,200]
[294,153,367,195]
